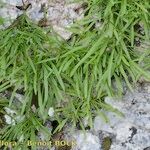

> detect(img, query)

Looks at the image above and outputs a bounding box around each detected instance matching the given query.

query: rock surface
[61,83,150,150]
[72,131,101,150]
[93,82,150,150]
[0,0,83,39]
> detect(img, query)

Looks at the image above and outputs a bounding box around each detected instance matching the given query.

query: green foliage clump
[66,0,150,96]
[0,14,66,118]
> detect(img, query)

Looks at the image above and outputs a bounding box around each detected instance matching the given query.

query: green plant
[54,0,150,131]
[0,111,51,150]
[0,97,9,128]
[0,97,9,114]
[0,13,67,119]
[62,0,150,95]
[0,13,67,149]
[0,17,4,26]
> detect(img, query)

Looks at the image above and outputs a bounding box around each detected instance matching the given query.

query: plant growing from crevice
[63,0,150,96]
[0,13,67,119]
[0,13,67,149]
[54,0,150,132]
[0,97,9,128]
[0,111,51,150]
[0,11,123,149]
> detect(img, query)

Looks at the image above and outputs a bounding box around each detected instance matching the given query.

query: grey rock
[94,84,150,150]
[0,0,83,39]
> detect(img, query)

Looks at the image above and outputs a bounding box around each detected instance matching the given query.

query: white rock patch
[48,107,54,117]
[0,0,83,39]
[72,131,101,150]
[93,83,150,150]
